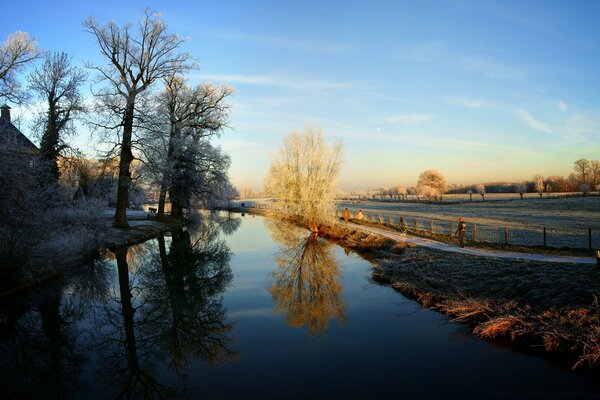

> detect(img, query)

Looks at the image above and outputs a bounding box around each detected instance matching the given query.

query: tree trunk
[114,102,135,228]
[157,138,175,217]
[39,102,60,182]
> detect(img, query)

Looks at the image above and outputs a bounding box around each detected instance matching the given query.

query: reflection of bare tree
[214,211,242,236]
[93,221,235,398]
[266,220,346,335]
[146,229,236,369]
[94,246,188,399]
[0,260,110,399]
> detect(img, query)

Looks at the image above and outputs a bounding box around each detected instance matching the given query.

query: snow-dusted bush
[0,150,107,289]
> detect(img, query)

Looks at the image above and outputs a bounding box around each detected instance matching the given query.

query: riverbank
[338,219,600,370]
[0,210,187,300]
[242,207,600,370]
[103,215,187,251]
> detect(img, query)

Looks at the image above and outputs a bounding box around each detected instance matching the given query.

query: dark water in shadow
[1,212,599,399]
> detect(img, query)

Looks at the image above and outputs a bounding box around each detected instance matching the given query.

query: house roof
[0,114,38,151]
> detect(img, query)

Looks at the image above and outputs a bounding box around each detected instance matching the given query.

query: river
[0,212,598,399]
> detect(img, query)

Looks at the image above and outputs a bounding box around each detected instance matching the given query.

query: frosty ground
[328,217,600,370]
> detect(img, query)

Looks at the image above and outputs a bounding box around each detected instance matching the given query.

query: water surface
[1,212,599,399]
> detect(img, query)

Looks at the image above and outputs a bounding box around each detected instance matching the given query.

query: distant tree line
[362,158,600,202]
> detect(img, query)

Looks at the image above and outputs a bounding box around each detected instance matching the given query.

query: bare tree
[573,159,591,185]
[29,52,86,182]
[144,74,232,217]
[0,32,39,103]
[84,9,193,227]
[590,160,600,188]
[467,188,473,202]
[475,183,486,201]
[533,174,544,198]
[417,169,447,201]
[264,126,342,233]
[514,182,527,199]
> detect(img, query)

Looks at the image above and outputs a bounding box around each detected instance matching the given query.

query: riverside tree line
[0,10,236,284]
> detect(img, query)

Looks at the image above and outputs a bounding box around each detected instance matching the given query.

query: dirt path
[339,221,596,265]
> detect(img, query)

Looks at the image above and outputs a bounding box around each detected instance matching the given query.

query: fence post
[473,224,477,242]
[589,228,593,251]
[413,218,417,229]
[504,226,508,245]
[400,216,405,228]
[378,213,383,224]
[388,215,393,225]
[450,222,454,238]
[430,220,434,233]
[543,227,547,247]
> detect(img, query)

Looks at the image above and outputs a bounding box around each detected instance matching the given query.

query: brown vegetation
[372,246,600,370]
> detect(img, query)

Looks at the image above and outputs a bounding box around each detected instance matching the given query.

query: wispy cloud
[515,110,552,133]
[447,96,485,108]
[221,32,352,54]
[196,73,353,93]
[390,41,445,62]
[462,56,527,79]
[386,114,432,124]
[564,111,600,141]
[558,100,568,111]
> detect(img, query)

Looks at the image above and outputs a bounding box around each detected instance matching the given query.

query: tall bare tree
[573,158,590,185]
[265,126,342,233]
[590,160,600,189]
[0,32,39,103]
[29,52,86,182]
[147,74,232,217]
[84,10,193,227]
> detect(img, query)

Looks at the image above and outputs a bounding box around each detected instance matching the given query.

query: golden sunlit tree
[264,126,342,232]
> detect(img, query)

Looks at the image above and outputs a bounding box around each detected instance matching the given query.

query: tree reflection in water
[0,212,238,399]
[0,259,111,398]
[265,219,346,335]
[95,213,237,398]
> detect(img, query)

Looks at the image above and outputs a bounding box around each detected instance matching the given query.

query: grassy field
[337,196,600,249]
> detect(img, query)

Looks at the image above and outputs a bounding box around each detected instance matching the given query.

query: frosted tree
[417,169,448,201]
[29,52,86,182]
[0,31,39,103]
[264,126,342,233]
[85,9,193,227]
[475,183,486,201]
[514,182,527,200]
[545,184,553,197]
[142,74,232,217]
[533,174,544,198]
[395,184,406,200]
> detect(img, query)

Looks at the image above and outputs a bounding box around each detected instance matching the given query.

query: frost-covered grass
[337,196,600,248]
[373,247,600,370]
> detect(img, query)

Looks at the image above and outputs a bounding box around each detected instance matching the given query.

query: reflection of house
[0,104,38,154]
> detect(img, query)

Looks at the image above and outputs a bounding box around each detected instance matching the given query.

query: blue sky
[4,0,600,190]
